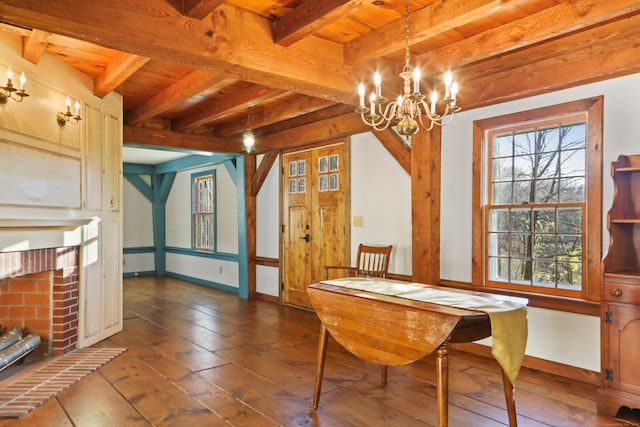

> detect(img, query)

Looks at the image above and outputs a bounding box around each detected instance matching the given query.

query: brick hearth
[0,247,80,355]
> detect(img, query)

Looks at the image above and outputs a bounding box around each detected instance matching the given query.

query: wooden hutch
[598,154,640,417]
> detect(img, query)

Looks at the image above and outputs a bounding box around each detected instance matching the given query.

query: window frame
[192,170,217,252]
[471,97,603,313]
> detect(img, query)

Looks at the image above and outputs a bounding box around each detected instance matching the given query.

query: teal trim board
[151,172,176,275]
[234,156,249,299]
[166,272,239,295]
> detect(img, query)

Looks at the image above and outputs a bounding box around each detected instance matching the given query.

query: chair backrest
[355,244,392,278]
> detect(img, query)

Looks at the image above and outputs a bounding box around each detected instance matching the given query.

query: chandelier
[355,0,461,139]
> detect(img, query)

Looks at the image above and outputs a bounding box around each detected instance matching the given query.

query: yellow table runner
[322,278,528,385]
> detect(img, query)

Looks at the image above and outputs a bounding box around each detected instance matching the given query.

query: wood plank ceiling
[1,0,640,155]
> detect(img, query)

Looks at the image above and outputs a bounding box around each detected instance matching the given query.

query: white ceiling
[123,146,192,165]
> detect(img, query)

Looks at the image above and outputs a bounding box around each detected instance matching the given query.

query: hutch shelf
[598,154,640,417]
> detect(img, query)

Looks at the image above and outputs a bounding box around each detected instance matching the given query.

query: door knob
[300,233,310,242]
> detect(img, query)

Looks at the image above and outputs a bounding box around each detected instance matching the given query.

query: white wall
[122,178,154,274]
[350,132,412,275]
[441,72,640,371]
[163,163,239,289]
[166,164,238,253]
[256,157,280,296]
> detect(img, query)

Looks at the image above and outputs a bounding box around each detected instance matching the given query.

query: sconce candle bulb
[0,67,30,104]
[57,96,82,126]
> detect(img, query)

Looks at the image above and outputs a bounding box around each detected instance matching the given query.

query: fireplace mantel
[0,218,96,228]
[0,218,97,253]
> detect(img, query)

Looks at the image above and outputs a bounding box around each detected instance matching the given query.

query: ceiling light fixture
[355,0,461,141]
[0,68,29,104]
[242,106,255,153]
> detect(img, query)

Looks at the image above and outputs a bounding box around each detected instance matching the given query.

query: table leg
[502,369,518,426]
[309,323,329,412]
[436,340,449,427]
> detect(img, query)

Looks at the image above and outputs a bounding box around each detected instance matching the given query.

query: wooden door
[282,141,350,308]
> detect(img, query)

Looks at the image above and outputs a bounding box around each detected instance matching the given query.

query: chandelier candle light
[355,0,461,139]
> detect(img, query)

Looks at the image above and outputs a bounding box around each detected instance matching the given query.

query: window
[193,171,216,251]
[472,97,602,304]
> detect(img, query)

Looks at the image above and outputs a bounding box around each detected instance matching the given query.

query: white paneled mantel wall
[0,32,123,348]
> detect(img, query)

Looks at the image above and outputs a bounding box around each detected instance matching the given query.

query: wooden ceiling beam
[214,95,336,137]
[416,0,640,74]
[250,150,279,197]
[21,29,50,64]
[460,15,640,110]
[93,52,150,98]
[274,0,359,47]
[344,0,509,64]
[172,85,287,132]
[123,125,242,154]
[183,0,225,19]
[256,104,353,137]
[256,113,369,153]
[126,70,233,125]
[0,1,356,104]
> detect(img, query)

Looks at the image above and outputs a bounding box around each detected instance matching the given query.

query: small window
[472,97,602,303]
[192,171,216,251]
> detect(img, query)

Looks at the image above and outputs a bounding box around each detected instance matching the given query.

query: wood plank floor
[0,276,628,426]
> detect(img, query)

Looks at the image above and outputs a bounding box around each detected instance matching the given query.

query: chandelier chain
[404,0,411,71]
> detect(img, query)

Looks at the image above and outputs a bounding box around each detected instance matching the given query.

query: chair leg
[381,365,388,386]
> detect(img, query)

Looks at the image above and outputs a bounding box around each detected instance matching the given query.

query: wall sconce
[56,97,81,126]
[0,68,29,104]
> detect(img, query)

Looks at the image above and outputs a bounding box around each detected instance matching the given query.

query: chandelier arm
[360,112,394,131]
[417,113,436,132]
[416,99,436,121]
[439,112,457,127]
[378,102,398,122]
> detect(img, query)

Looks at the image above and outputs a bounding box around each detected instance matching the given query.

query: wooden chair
[324,243,393,280]
[323,243,393,386]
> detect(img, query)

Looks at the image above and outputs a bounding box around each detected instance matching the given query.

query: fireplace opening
[0,247,80,359]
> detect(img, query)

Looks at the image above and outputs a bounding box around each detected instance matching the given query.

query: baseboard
[451,342,601,386]
[253,292,279,304]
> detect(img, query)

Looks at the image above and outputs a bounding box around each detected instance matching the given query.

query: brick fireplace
[0,247,80,356]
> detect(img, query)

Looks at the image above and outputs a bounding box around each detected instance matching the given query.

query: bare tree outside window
[488,123,586,290]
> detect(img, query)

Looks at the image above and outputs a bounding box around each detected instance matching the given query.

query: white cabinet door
[84,106,103,211]
[79,222,103,346]
[102,222,122,335]
[104,114,121,212]
[78,222,122,347]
